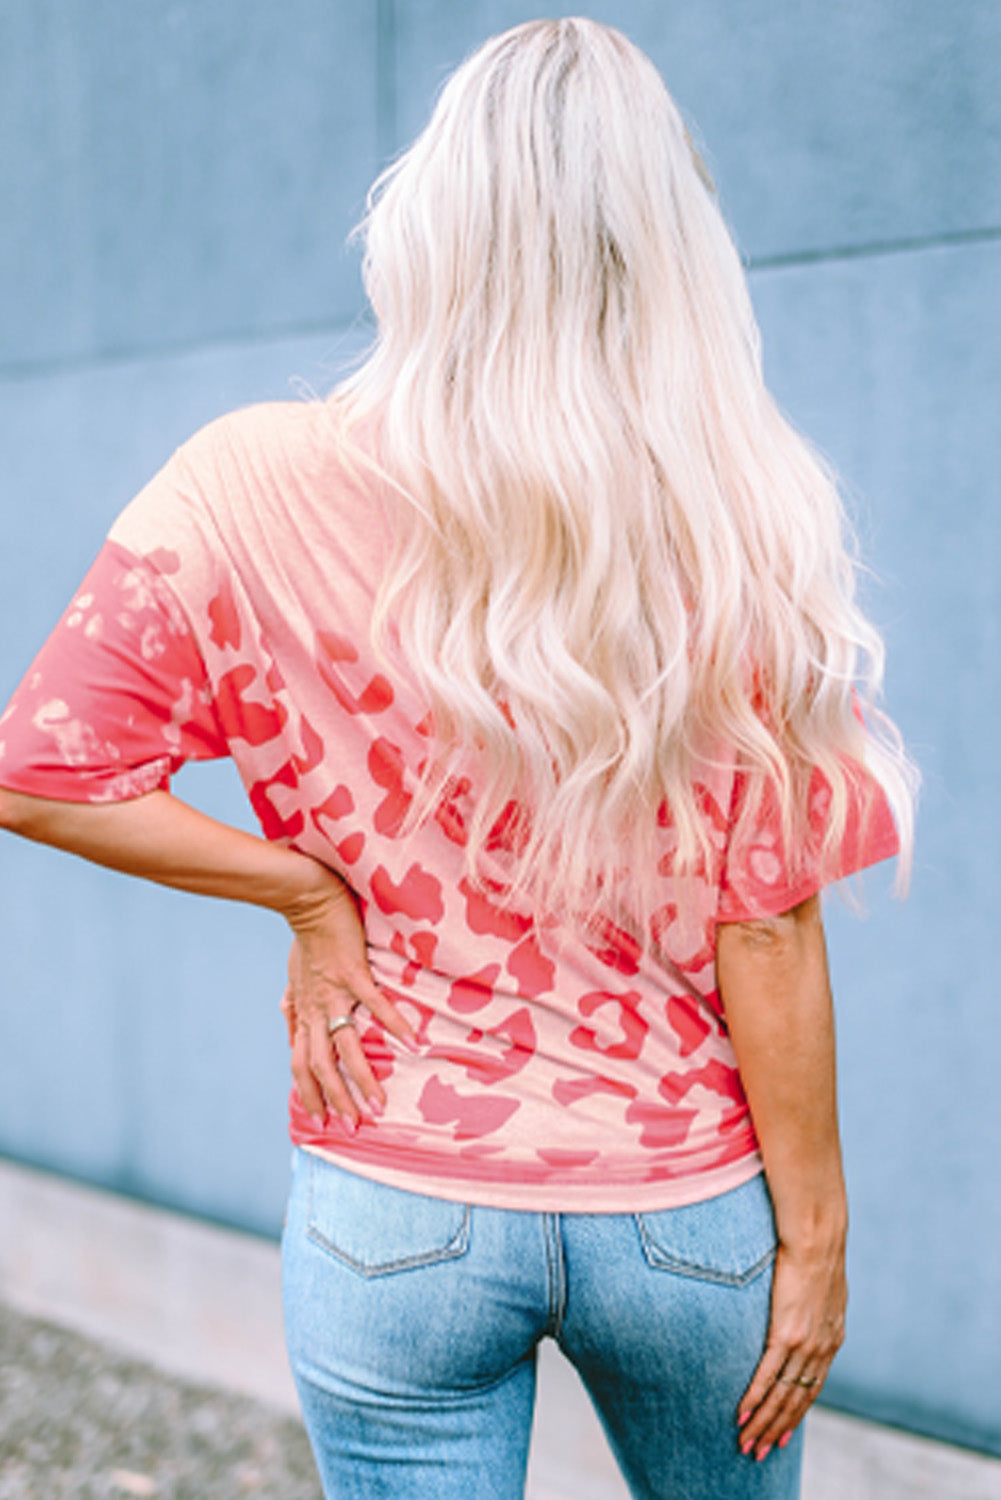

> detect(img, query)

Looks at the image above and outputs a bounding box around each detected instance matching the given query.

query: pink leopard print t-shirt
[0,402,900,1211]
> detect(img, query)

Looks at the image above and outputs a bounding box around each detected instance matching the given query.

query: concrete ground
[2,1158,1000,1500]
[0,1302,320,1500]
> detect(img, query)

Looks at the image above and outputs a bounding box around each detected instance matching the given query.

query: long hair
[329,16,916,940]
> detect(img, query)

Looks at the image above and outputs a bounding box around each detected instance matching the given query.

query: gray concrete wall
[1,0,998,1455]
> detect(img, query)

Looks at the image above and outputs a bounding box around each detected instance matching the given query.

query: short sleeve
[0,539,228,803]
[717,759,900,923]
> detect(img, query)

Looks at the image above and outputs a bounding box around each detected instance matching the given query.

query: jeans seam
[542,1213,566,1337]
[304,1157,472,1276]
[304,1212,471,1276]
[633,1215,776,1287]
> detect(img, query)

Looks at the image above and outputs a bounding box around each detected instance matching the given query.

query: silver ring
[326,1014,357,1039]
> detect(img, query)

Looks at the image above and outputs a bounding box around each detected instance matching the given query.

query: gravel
[0,1303,323,1500]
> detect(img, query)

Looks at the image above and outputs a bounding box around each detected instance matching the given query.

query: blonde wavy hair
[329,16,916,939]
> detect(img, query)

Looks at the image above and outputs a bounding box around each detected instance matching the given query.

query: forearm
[716,894,847,1252]
[0,785,326,919]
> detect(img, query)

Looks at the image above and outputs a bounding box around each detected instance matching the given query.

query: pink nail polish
[738,1411,751,1427]
[339,1115,357,1135]
[310,1113,326,1130]
[756,1445,772,1462]
[778,1432,792,1449]
[367,1097,385,1117]
[741,1441,753,1457]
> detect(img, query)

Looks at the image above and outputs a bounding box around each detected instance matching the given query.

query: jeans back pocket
[634,1172,777,1287]
[305,1152,471,1277]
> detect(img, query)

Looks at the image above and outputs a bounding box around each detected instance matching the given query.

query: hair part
[328,16,917,943]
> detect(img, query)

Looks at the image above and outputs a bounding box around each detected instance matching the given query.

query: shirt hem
[717,826,901,924]
[298,1140,765,1214]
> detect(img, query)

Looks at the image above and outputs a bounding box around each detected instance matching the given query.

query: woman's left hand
[0,788,413,1131]
[280,866,418,1130]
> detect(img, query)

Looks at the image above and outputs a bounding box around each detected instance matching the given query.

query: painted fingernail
[738,1411,751,1427]
[778,1432,792,1449]
[339,1114,357,1135]
[741,1441,754,1457]
[756,1445,772,1462]
[310,1114,326,1130]
[367,1096,385,1117]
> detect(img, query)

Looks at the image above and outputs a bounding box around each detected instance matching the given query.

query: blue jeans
[282,1148,803,1499]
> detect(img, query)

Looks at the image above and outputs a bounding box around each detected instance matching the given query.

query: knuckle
[294,1075,318,1108]
[315,1055,342,1089]
[322,1083,348,1111]
[327,1062,351,1098]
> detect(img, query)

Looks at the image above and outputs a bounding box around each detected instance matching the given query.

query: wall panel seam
[748,225,1001,273]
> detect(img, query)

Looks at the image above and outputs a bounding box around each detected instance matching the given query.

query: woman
[0,18,914,1499]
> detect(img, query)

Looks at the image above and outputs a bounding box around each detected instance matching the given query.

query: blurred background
[1,0,999,1469]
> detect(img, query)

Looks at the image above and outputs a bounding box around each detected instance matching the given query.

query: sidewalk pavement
[2,1157,1001,1500]
[0,1301,320,1500]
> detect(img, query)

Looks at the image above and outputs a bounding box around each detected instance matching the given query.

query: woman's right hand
[716,896,849,1462]
[736,1231,847,1460]
[281,863,419,1130]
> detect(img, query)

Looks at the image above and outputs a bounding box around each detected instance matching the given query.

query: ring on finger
[326,1014,357,1039]
[779,1375,819,1388]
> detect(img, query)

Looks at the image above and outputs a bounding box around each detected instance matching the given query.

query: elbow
[0,786,19,831]
[0,786,46,837]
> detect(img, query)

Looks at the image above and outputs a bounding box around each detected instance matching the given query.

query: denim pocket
[634,1172,777,1287]
[305,1153,471,1277]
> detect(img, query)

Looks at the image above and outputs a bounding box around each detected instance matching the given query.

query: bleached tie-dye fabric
[0,403,899,1211]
